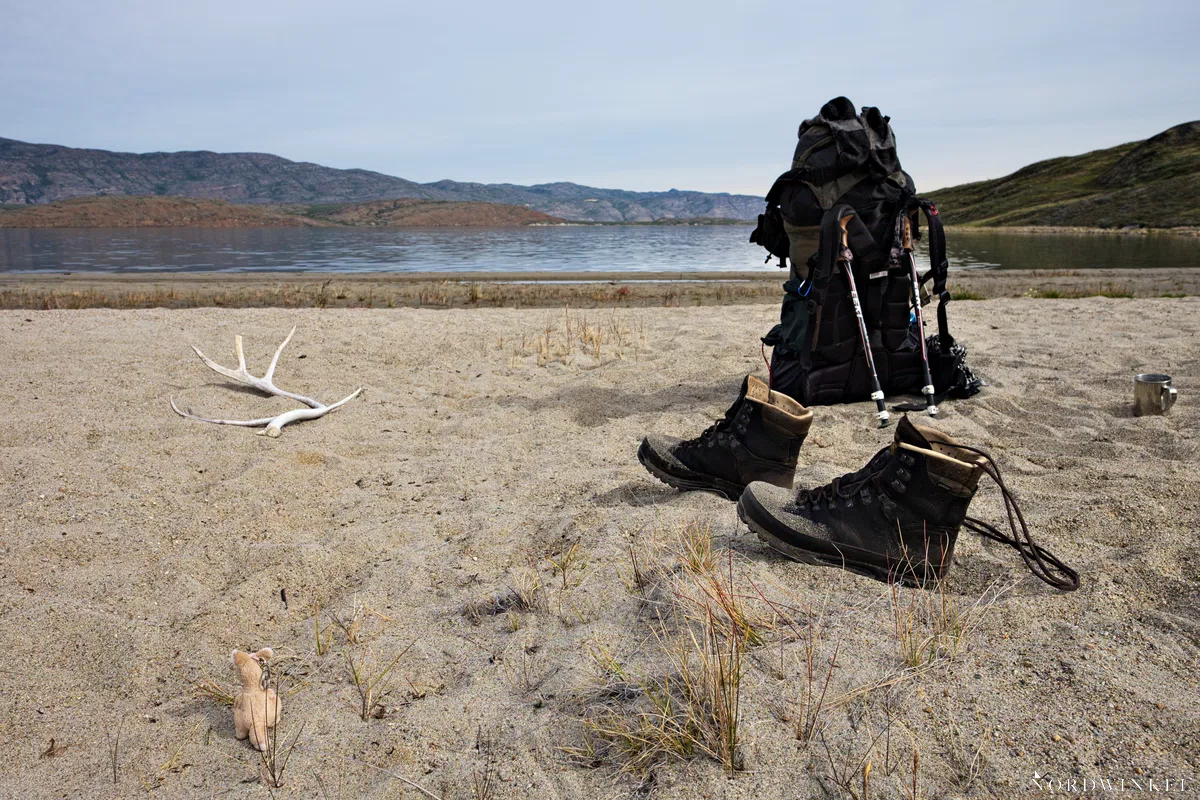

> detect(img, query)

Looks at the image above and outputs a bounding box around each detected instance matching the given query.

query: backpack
[750,97,981,412]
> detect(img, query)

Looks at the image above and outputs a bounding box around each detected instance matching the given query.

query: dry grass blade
[346,642,414,721]
[330,595,370,644]
[674,519,715,576]
[193,679,236,706]
[471,727,499,800]
[347,757,443,800]
[751,580,838,741]
[257,696,305,789]
[313,602,333,656]
[546,542,582,591]
[675,548,773,647]
[502,306,647,366]
[106,715,126,785]
[578,541,747,775]
[890,573,1010,668]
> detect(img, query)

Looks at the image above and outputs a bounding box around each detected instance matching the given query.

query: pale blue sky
[2,0,1197,193]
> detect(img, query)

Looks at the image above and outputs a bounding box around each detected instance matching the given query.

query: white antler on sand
[171,326,361,437]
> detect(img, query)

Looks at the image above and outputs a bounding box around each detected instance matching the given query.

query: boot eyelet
[896,467,910,481]
[891,479,906,493]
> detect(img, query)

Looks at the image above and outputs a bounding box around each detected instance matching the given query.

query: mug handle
[1162,385,1178,412]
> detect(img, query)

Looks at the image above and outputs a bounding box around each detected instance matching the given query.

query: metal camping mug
[1133,373,1177,416]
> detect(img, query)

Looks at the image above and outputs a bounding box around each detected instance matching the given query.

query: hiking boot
[738,416,1080,590]
[638,375,813,501]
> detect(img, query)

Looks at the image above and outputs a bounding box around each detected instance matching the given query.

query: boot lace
[682,402,740,450]
[794,444,1080,592]
[795,447,891,506]
[956,444,1080,592]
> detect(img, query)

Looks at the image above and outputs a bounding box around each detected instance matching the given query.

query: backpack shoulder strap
[913,198,954,347]
[795,205,862,371]
[807,204,865,309]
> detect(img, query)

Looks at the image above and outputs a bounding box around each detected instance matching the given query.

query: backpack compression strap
[807,205,876,310]
[911,198,954,348]
[799,205,877,372]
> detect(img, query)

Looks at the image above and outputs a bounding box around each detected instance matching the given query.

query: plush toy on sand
[230,648,280,751]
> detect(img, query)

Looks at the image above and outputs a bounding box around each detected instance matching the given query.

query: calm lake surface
[1,226,1197,274]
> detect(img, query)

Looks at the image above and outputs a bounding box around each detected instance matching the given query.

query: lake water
[0,226,1197,274]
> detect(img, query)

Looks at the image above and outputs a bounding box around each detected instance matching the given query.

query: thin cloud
[2,0,1197,194]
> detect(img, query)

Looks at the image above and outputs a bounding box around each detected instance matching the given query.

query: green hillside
[928,121,1200,229]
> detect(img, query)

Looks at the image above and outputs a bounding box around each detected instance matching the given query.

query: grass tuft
[346,643,414,722]
[890,575,1008,668]
[573,528,752,776]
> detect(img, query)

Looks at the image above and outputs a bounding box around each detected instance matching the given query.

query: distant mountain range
[928,121,1200,228]
[0,137,762,222]
[6,123,1195,229]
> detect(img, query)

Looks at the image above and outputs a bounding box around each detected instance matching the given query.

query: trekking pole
[839,217,889,428]
[903,214,938,416]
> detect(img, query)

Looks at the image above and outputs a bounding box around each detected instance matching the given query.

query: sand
[1,299,1197,798]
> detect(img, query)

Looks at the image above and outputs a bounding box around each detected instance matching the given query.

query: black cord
[956,444,1080,591]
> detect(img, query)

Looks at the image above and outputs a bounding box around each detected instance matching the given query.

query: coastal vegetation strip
[2,268,1196,310]
[0,196,565,228]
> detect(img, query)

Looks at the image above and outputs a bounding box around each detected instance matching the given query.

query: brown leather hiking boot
[738,416,1079,590]
[638,375,813,501]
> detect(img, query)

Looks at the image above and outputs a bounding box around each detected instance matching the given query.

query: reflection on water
[945,230,1200,271]
[0,225,1196,274]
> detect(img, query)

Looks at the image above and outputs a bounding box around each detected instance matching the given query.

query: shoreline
[2,267,1198,310]
[945,224,1200,237]
[3,221,1200,235]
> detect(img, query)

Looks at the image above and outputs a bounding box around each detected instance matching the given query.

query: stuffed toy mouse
[230,648,280,751]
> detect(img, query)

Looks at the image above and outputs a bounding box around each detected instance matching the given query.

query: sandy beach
[1,298,1198,798]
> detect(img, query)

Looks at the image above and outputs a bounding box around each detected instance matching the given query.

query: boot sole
[637,439,744,502]
[736,492,940,589]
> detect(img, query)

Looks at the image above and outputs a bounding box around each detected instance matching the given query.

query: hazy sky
[3,0,1197,194]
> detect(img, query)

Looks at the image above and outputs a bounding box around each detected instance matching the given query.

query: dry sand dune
[1,299,1197,798]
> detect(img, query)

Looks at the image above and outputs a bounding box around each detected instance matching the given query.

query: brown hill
[301,198,564,226]
[0,136,761,220]
[928,121,1200,228]
[0,196,322,228]
[0,196,567,228]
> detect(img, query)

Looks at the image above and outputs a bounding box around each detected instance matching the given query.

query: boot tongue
[894,414,932,450]
[714,376,751,429]
[744,375,770,405]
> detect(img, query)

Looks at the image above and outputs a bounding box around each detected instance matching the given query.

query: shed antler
[171,326,361,437]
